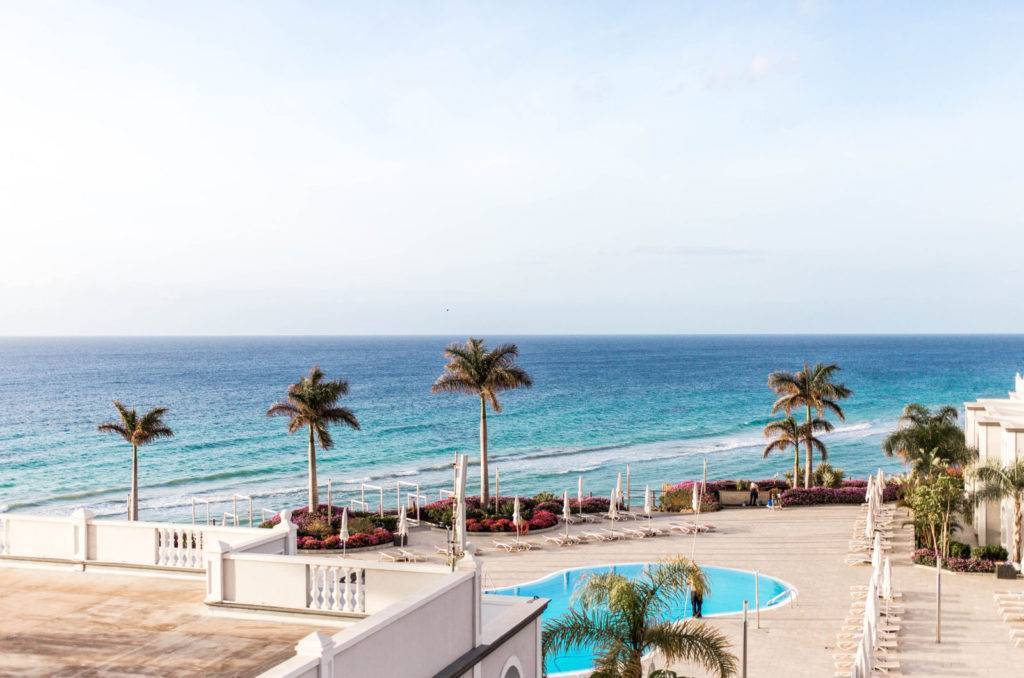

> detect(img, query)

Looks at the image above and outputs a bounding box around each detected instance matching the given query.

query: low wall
[258,570,479,678]
[0,509,291,572]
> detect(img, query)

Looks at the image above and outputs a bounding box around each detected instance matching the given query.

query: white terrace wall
[0,509,291,570]
[212,547,453,616]
[261,571,478,678]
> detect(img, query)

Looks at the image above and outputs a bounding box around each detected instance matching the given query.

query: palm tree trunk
[479,395,490,506]
[804,404,813,489]
[792,445,800,490]
[308,424,319,512]
[131,444,139,521]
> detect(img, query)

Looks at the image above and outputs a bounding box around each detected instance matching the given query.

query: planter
[422,521,562,536]
[298,541,393,555]
[719,490,765,507]
[996,562,1019,580]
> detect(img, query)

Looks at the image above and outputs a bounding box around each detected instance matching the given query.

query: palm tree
[970,459,1024,564]
[543,556,736,678]
[267,366,360,512]
[883,404,972,467]
[431,338,532,505]
[763,416,834,489]
[768,362,852,488]
[97,401,173,521]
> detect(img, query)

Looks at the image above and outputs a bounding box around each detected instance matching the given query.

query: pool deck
[374,503,1024,677]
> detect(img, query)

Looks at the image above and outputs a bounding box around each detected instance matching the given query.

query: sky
[1,1,1022,335]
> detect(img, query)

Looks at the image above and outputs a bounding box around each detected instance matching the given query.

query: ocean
[0,335,1021,522]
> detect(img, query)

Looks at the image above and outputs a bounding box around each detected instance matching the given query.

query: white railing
[209,544,453,617]
[309,564,366,613]
[0,509,292,572]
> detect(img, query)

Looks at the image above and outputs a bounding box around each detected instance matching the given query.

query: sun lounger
[544,534,578,547]
[601,528,626,540]
[379,549,425,562]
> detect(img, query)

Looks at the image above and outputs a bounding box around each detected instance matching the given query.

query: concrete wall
[478,618,542,678]
[327,575,477,677]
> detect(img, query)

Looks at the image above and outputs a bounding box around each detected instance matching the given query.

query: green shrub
[300,515,332,538]
[735,479,751,491]
[533,491,557,503]
[814,463,845,488]
[972,544,1009,561]
[659,488,691,512]
[947,541,971,559]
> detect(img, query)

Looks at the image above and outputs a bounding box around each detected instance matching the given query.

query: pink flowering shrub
[912,549,996,573]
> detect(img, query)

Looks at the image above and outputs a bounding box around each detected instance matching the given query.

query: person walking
[748,481,759,507]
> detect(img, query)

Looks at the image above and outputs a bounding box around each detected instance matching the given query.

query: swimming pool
[489,563,794,675]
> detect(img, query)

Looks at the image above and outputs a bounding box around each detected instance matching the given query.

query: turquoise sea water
[490,563,791,674]
[0,335,1021,521]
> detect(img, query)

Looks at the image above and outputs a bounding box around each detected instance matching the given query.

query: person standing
[690,587,704,618]
[748,481,759,507]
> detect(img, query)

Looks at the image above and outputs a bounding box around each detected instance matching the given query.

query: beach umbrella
[512,496,523,543]
[615,473,622,508]
[454,495,466,551]
[870,532,882,587]
[865,504,874,540]
[578,476,584,516]
[562,490,571,538]
[398,504,409,543]
[882,556,893,601]
[691,483,700,514]
[864,475,874,503]
[339,507,350,557]
[607,488,619,520]
[643,485,653,518]
[625,465,631,510]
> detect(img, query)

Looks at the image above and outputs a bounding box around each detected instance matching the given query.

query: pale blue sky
[1,2,1022,334]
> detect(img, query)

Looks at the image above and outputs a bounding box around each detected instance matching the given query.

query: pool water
[489,563,793,675]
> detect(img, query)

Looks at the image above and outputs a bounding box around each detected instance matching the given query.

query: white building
[0,508,545,677]
[964,372,1024,565]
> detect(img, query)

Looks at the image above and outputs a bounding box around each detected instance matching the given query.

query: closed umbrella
[339,507,350,557]
[454,494,466,552]
[607,488,619,521]
[691,483,700,514]
[512,496,523,543]
[882,556,893,601]
[615,473,622,509]
[398,505,409,546]
[643,485,653,518]
[562,490,571,538]
[577,476,584,517]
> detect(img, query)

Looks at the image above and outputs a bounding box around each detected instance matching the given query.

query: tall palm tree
[268,366,360,512]
[763,416,834,489]
[97,401,173,521]
[883,404,972,467]
[768,362,852,488]
[543,556,736,678]
[431,338,532,505]
[970,459,1024,564]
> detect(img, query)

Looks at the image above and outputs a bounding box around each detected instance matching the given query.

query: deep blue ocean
[0,336,1021,522]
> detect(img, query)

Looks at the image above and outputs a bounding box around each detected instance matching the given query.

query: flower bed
[421,496,567,533]
[260,505,396,550]
[780,482,900,507]
[912,549,997,573]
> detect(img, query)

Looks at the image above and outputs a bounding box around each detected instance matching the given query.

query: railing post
[204,540,227,603]
[277,509,297,555]
[71,508,93,568]
[295,631,336,677]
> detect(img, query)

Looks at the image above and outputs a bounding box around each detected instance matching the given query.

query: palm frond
[644,620,737,677]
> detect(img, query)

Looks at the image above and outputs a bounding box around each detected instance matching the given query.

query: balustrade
[156,526,204,568]
[308,564,366,613]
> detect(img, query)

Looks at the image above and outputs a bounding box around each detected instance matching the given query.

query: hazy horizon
[2,2,1022,335]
